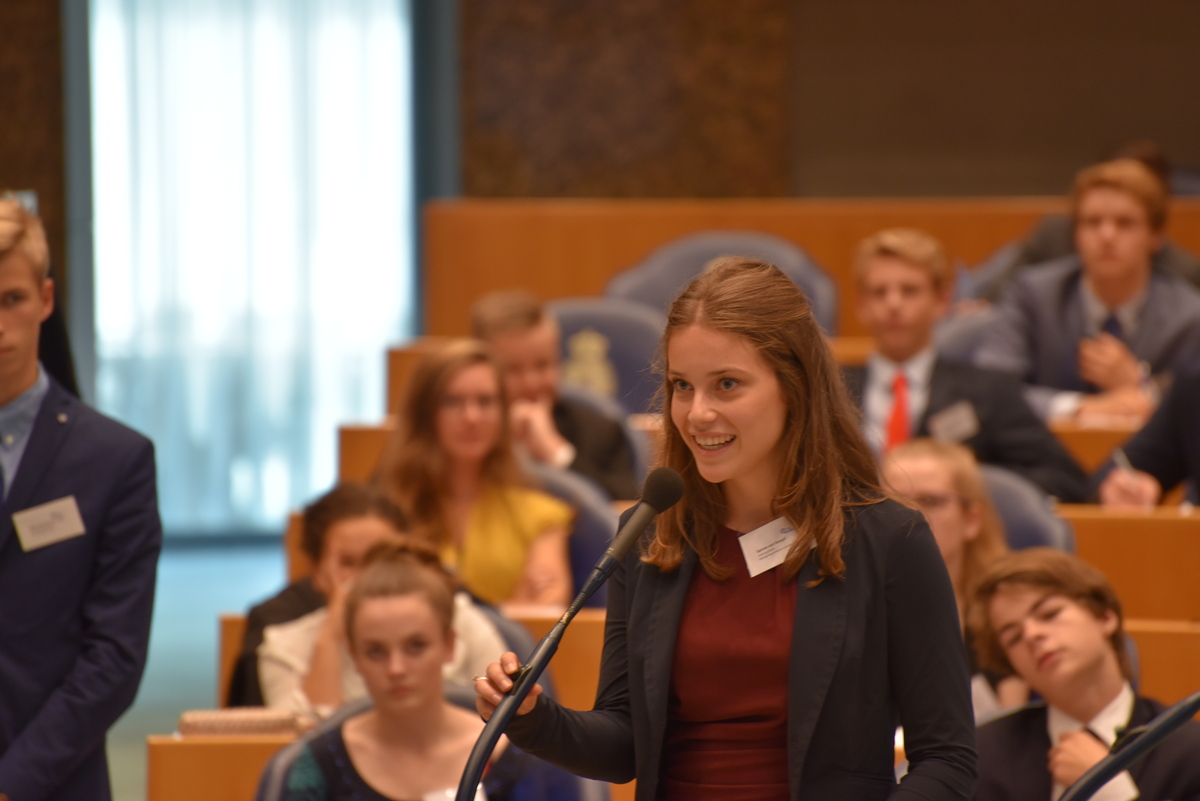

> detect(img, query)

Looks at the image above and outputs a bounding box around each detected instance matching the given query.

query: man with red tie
[842,227,1087,502]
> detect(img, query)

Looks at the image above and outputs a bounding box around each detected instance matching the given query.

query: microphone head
[641,467,684,513]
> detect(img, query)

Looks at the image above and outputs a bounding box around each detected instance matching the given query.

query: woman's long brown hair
[645,258,884,583]
[374,339,525,548]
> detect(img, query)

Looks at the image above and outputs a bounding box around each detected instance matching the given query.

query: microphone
[1059,689,1200,801]
[577,466,686,600]
[454,467,684,801]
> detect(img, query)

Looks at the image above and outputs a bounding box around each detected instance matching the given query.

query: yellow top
[441,486,574,605]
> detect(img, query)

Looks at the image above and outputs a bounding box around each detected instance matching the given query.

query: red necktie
[885,371,910,452]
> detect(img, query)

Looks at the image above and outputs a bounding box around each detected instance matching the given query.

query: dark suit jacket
[553,397,638,500]
[1090,370,1200,497]
[843,360,1089,502]
[975,256,1200,419]
[975,697,1200,801]
[506,500,977,801]
[227,577,325,707]
[0,379,162,801]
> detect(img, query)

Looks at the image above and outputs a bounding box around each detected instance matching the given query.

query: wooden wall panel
[460,0,790,197]
[0,0,66,288]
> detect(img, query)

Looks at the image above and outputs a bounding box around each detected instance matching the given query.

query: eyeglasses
[910,493,963,512]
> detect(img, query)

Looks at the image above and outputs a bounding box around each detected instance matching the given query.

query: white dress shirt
[1047,682,1138,801]
[864,347,937,454]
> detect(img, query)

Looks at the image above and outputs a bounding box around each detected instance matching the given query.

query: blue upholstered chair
[525,459,620,609]
[980,465,1075,552]
[605,230,839,334]
[548,296,665,417]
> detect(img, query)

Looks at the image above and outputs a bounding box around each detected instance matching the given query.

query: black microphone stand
[452,562,614,801]
[1059,689,1200,801]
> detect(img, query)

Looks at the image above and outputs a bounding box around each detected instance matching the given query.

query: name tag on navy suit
[13,495,87,552]
[927,400,980,443]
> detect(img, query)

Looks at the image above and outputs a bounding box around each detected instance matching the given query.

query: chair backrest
[934,306,1000,365]
[558,383,652,485]
[525,459,619,608]
[605,230,838,334]
[980,465,1075,552]
[548,296,665,417]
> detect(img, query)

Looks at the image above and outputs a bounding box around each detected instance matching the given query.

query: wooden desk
[1058,505,1200,620]
[338,421,393,483]
[422,198,1200,339]
[1048,420,1138,472]
[219,615,249,708]
[147,734,293,801]
[1126,619,1200,706]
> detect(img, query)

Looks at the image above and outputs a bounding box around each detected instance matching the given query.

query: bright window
[90,0,414,533]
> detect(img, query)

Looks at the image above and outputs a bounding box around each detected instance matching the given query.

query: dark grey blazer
[505,500,977,801]
[974,256,1200,419]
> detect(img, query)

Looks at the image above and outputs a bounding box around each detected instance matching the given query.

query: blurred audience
[976,159,1200,423]
[983,141,1200,298]
[1095,370,1200,508]
[275,541,576,801]
[968,548,1200,801]
[254,484,505,715]
[471,290,638,500]
[230,483,407,706]
[375,338,574,606]
[845,227,1088,501]
[882,439,1028,721]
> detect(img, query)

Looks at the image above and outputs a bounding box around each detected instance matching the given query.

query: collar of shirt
[863,347,937,453]
[1080,276,1148,339]
[0,365,49,453]
[1047,682,1137,801]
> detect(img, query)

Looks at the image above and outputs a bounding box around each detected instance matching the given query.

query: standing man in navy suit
[0,197,162,801]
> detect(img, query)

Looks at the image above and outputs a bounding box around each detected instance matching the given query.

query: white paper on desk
[13,495,86,552]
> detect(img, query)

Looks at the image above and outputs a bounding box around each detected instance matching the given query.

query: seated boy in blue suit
[0,197,162,801]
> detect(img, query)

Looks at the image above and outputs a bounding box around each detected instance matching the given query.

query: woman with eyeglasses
[883,439,1028,720]
[376,339,573,607]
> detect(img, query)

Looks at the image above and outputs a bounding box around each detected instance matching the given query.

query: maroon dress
[659,526,799,800]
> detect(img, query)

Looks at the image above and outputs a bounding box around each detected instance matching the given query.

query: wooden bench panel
[1058,506,1200,621]
[1126,619,1200,706]
[147,734,293,801]
[423,198,1200,339]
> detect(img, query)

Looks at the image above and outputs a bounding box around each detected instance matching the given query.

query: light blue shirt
[0,365,50,499]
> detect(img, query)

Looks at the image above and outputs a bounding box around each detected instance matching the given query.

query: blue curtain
[90,0,415,534]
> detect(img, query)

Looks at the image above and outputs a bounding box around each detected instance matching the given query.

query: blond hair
[883,439,1009,602]
[0,196,50,281]
[854,228,950,292]
[1070,158,1167,232]
[470,289,550,341]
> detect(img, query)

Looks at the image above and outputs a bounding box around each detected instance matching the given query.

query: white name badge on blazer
[13,496,86,552]
[927,400,981,443]
[739,516,807,578]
